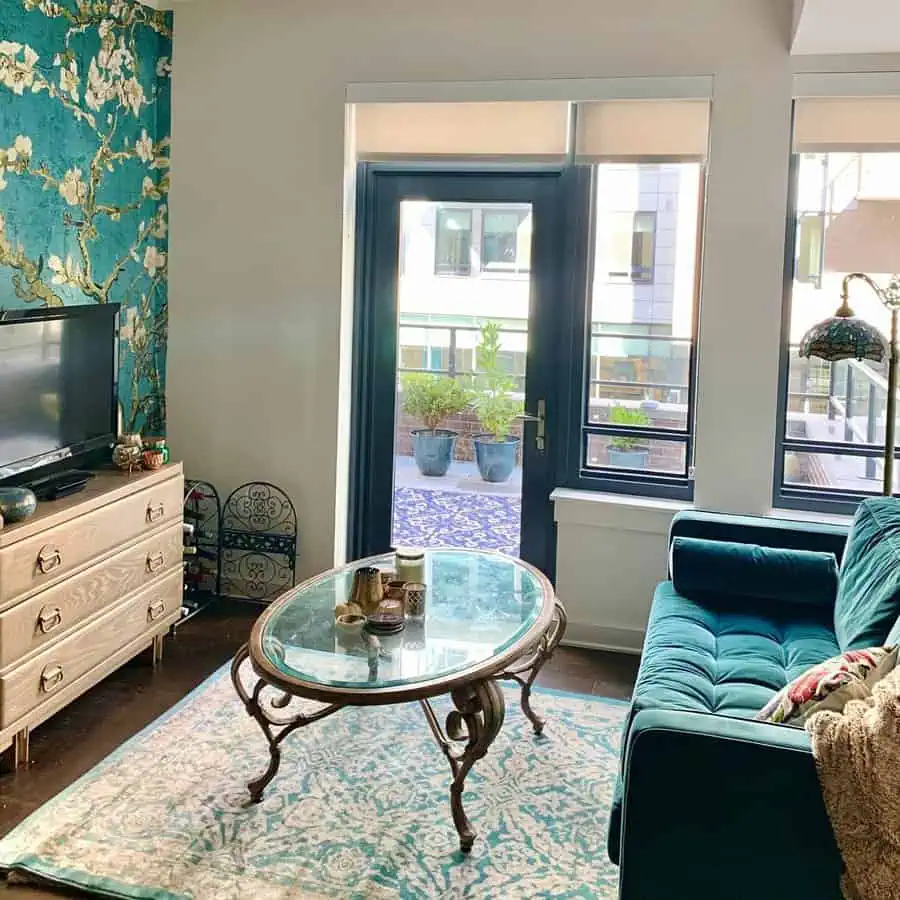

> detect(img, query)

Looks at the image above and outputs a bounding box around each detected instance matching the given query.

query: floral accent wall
[0,0,172,434]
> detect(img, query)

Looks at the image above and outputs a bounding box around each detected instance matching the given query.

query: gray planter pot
[412,429,458,477]
[608,447,650,470]
[473,434,519,483]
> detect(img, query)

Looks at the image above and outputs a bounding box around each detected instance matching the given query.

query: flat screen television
[0,305,119,483]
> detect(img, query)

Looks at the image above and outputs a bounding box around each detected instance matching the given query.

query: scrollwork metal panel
[221,482,297,602]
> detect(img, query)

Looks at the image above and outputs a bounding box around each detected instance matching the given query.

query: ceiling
[793,0,900,55]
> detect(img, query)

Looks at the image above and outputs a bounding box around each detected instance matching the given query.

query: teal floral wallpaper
[0,0,172,434]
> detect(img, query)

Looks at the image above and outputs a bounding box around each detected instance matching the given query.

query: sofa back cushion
[835,498,900,650]
[670,537,839,608]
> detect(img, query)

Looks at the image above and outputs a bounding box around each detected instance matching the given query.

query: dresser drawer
[0,570,182,728]
[0,476,183,606]
[0,523,183,671]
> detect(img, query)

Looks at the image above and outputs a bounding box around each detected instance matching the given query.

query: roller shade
[575,100,710,161]
[794,98,900,152]
[354,101,569,161]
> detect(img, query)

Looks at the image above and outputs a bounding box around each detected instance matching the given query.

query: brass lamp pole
[799,273,900,497]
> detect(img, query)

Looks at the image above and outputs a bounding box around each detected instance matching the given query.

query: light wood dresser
[0,463,184,767]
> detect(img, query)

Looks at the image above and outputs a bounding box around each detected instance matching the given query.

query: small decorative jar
[144,436,169,464]
[142,449,165,470]
[395,547,425,585]
[0,487,37,523]
[112,442,142,472]
[404,582,427,619]
[113,433,143,473]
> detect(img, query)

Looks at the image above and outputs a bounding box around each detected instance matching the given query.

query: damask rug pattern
[392,487,521,556]
[0,665,625,899]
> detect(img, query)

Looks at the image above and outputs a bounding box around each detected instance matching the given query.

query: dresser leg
[13,728,29,768]
[152,634,165,669]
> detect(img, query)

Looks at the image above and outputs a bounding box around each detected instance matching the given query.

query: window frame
[774,149,896,515]
[434,206,473,277]
[557,164,705,502]
[479,206,531,275]
[604,210,658,285]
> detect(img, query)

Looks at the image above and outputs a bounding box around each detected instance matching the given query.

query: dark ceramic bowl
[0,487,37,524]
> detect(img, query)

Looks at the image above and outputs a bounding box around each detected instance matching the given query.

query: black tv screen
[0,305,118,480]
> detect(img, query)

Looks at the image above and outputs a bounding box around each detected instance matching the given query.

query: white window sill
[551,489,854,533]
[767,507,853,527]
[551,487,690,533]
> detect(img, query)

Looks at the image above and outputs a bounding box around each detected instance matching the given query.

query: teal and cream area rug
[0,664,626,899]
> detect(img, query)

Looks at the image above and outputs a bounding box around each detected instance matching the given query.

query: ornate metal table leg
[498,600,568,735]
[421,679,505,854]
[230,643,344,803]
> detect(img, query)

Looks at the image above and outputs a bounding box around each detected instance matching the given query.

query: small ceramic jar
[395,547,425,585]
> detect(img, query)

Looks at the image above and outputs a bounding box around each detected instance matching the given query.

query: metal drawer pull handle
[37,545,62,575]
[146,551,166,573]
[37,606,63,634]
[40,664,64,693]
[148,599,167,621]
[146,502,165,524]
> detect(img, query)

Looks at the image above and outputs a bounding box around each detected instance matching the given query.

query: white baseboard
[560,621,645,656]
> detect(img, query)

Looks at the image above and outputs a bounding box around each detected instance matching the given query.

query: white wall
[166,0,899,651]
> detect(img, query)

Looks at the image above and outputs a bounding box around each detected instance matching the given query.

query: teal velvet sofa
[608,501,900,900]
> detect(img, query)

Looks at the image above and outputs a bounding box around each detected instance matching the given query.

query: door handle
[516,399,546,451]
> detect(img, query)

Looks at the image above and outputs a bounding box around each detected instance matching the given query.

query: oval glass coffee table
[230,548,567,853]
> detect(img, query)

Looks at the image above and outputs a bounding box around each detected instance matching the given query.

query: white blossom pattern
[143,245,166,277]
[0,0,172,434]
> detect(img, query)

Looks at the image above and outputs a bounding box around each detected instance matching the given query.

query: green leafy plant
[401,373,472,432]
[473,322,523,442]
[608,405,651,452]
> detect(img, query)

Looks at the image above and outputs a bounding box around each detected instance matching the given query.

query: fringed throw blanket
[806,667,900,900]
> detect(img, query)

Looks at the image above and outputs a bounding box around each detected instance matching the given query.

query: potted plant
[472,322,524,483]
[607,405,652,469]
[401,373,472,477]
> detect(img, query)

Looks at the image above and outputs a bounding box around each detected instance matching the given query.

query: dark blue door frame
[348,164,585,580]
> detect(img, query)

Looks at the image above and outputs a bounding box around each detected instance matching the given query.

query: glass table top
[256,550,550,691]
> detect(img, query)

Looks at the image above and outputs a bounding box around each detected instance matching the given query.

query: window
[435,208,472,276]
[604,211,657,283]
[574,162,703,494]
[481,208,531,274]
[777,96,900,509]
[796,213,824,287]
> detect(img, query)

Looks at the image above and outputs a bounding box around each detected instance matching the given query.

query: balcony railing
[787,342,894,482]
[398,319,691,404]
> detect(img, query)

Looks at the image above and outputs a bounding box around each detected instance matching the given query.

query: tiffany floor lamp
[799,273,900,496]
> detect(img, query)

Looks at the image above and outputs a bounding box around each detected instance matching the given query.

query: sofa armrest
[618,709,841,900]
[669,510,849,565]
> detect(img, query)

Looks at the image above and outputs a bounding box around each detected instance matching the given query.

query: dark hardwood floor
[0,600,639,898]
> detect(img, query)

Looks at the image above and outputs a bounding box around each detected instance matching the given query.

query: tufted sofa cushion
[608,580,840,864]
[631,582,840,719]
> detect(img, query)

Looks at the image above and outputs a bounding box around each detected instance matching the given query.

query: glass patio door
[349,168,571,578]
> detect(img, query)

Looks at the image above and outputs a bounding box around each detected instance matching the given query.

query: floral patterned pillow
[756,646,899,726]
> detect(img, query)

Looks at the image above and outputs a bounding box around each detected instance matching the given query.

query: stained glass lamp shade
[798,298,886,364]
[798,272,898,497]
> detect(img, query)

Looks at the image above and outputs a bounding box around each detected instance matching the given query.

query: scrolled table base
[496,600,568,734]
[420,679,506,853]
[229,596,568,851]
[230,644,345,803]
